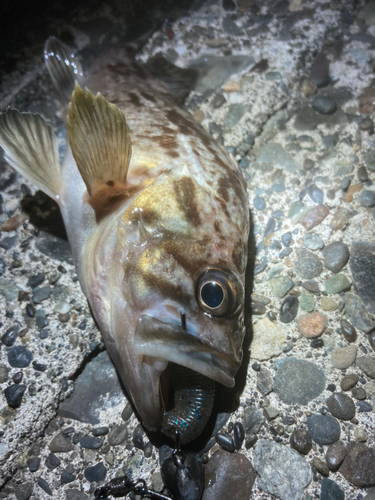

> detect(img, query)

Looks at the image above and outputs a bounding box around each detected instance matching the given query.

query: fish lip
[134,314,239,388]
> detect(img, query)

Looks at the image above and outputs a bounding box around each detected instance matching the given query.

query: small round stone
[303,233,324,251]
[289,429,312,455]
[307,183,324,204]
[322,242,350,273]
[357,166,369,182]
[353,427,367,442]
[28,456,41,472]
[340,374,359,391]
[306,414,341,445]
[12,371,23,384]
[1,326,19,347]
[84,462,107,482]
[331,345,357,369]
[215,433,235,453]
[369,330,375,351]
[121,403,133,421]
[358,190,375,207]
[312,456,329,476]
[7,346,33,368]
[320,478,345,500]
[326,392,356,420]
[4,384,26,407]
[312,96,337,115]
[325,440,347,471]
[358,117,374,132]
[80,435,103,449]
[303,158,315,171]
[351,387,366,400]
[253,197,266,210]
[233,422,245,450]
[294,248,323,279]
[321,297,338,311]
[340,442,375,487]
[299,290,315,312]
[281,232,293,247]
[279,295,299,323]
[298,312,327,338]
[357,355,375,378]
[302,204,330,230]
[325,274,351,294]
[340,319,357,343]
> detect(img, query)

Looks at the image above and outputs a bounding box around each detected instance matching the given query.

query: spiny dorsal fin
[0,109,61,200]
[44,37,83,103]
[67,83,132,217]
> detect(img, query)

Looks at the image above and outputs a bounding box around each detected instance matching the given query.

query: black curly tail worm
[162,364,216,444]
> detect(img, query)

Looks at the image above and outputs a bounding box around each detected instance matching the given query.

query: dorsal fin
[44,37,83,103]
[0,109,61,200]
[67,84,133,220]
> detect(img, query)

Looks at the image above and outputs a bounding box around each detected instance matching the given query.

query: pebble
[358,117,374,132]
[92,426,109,436]
[344,293,374,333]
[353,427,367,442]
[49,433,74,453]
[243,406,264,435]
[256,143,298,173]
[322,242,350,273]
[312,456,330,476]
[279,295,299,323]
[256,366,273,395]
[4,384,26,407]
[80,435,103,449]
[321,297,338,311]
[37,478,53,496]
[294,106,320,130]
[224,103,245,130]
[7,346,33,368]
[340,319,357,343]
[310,53,330,87]
[357,355,375,378]
[274,357,326,405]
[302,280,320,294]
[331,345,357,369]
[253,439,312,500]
[215,433,235,453]
[369,330,375,351]
[303,233,324,251]
[330,207,350,230]
[268,276,294,298]
[320,478,345,500]
[324,274,351,294]
[28,457,41,472]
[358,166,369,182]
[121,403,133,422]
[306,414,341,445]
[357,401,373,412]
[32,286,51,304]
[289,429,312,455]
[294,248,323,279]
[203,449,256,500]
[108,425,129,446]
[341,374,359,391]
[302,204,329,230]
[253,196,266,210]
[340,442,375,487]
[299,290,315,312]
[27,273,45,288]
[0,258,5,276]
[65,490,89,500]
[251,318,286,360]
[84,462,107,483]
[326,392,356,420]
[298,312,326,338]
[233,422,244,450]
[45,453,61,470]
[326,440,347,471]
[312,96,337,115]
[1,326,19,347]
[349,242,375,310]
[358,190,375,207]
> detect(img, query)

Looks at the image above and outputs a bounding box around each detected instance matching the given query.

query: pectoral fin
[67,84,133,220]
[0,109,61,200]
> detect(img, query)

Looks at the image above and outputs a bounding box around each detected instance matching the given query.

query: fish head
[102,168,249,435]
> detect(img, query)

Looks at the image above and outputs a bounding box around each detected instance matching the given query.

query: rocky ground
[0,0,375,499]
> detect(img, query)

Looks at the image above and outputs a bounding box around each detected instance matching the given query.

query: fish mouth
[134,315,239,388]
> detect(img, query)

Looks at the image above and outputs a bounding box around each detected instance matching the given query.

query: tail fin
[44,36,83,103]
[0,109,61,201]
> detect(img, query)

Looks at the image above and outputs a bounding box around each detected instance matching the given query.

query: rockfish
[0,37,250,443]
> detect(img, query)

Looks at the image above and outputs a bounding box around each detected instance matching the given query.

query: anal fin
[44,36,83,103]
[0,109,61,200]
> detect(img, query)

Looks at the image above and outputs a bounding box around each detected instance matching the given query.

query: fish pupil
[201,282,224,308]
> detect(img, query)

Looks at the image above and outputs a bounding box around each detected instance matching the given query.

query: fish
[0,37,250,443]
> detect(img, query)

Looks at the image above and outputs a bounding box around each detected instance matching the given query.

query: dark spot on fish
[162,238,207,276]
[153,135,180,159]
[214,221,221,233]
[141,91,156,103]
[166,109,196,137]
[88,183,142,222]
[173,177,201,227]
[232,245,245,273]
[106,180,114,187]
[218,177,229,203]
[128,92,142,107]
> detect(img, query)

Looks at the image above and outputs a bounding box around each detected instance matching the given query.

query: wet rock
[298,312,326,338]
[45,453,61,470]
[331,345,357,369]
[340,374,359,391]
[312,456,330,476]
[58,351,126,424]
[256,143,299,173]
[324,274,351,294]
[320,478,344,500]
[14,482,33,500]
[357,401,373,412]
[251,318,286,360]
[215,433,235,453]
[32,285,51,303]
[303,233,324,251]
[274,357,326,405]
[108,425,129,446]
[312,96,337,115]
[302,280,320,294]
[8,346,33,368]
[233,422,244,450]
[243,406,264,436]
[326,441,347,471]
[37,478,53,496]
[349,242,375,313]
[310,53,330,87]
[224,103,245,130]
[253,439,312,500]
[269,276,294,298]
[306,414,341,445]
[1,326,19,347]
[80,435,103,449]
[357,355,375,378]
[84,462,107,483]
[49,433,74,453]
[279,295,299,324]
[302,205,329,230]
[340,319,357,343]
[294,248,322,279]
[344,293,375,333]
[358,166,370,182]
[299,290,315,312]
[322,242,350,273]
[290,429,312,455]
[27,273,45,288]
[330,207,350,230]
[203,449,256,500]
[294,106,320,131]
[326,393,356,420]
[4,384,26,408]
[340,442,375,487]
[321,297,338,311]
[352,387,366,400]
[222,17,242,36]
[65,490,89,500]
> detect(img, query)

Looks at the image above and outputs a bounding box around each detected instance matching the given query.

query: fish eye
[196,268,241,317]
